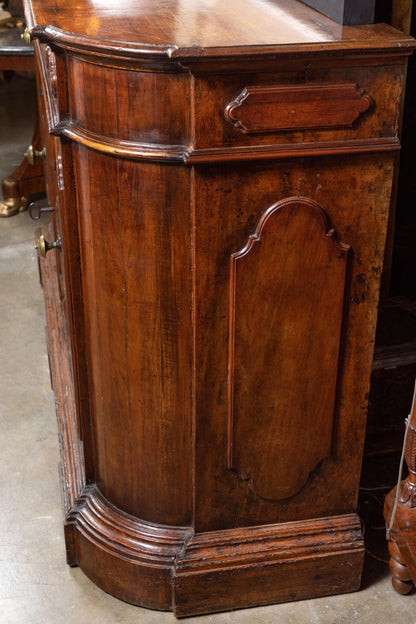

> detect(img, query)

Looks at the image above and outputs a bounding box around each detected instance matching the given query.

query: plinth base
[65,487,364,617]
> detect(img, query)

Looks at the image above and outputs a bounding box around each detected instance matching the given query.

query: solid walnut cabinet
[25,0,415,617]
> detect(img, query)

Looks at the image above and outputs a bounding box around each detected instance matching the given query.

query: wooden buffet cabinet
[24,0,415,617]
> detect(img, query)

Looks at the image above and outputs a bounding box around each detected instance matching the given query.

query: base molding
[173,514,364,617]
[65,488,364,617]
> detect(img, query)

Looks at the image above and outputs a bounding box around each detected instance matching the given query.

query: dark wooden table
[0,23,45,216]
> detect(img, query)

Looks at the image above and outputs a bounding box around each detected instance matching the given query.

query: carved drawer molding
[225,83,372,134]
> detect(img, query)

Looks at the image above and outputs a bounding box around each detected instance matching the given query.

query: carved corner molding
[37,42,60,129]
[225,83,372,134]
[45,44,58,98]
[227,197,351,502]
[40,222,85,513]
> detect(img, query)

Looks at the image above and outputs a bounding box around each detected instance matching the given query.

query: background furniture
[302,0,376,24]
[384,389,416,594]
[25,0,415,616]
[0,1,44,216]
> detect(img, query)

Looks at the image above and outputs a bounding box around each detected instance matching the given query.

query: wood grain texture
[33,37,410,165]
[74,148,193,525]
[392,0,413,34]
[193,153,394,533]
[67,55,190,146]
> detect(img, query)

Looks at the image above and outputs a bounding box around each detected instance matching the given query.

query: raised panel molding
[225,83,372,134]
[228,197,351,501]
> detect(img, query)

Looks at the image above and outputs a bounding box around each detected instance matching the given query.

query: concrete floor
[1,74,416,624]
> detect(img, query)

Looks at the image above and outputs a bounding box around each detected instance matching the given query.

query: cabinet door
[35,41,93,489]
[193,155,392,532]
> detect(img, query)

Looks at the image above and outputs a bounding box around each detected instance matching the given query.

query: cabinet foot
[0,196,28,217]
[1,111,45,216]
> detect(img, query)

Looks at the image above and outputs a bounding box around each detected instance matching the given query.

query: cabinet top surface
[24,0,415,59]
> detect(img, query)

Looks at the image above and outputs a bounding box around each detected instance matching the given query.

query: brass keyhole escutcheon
[35,234,62,258]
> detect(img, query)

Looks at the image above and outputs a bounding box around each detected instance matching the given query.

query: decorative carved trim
[185,138,400,162]
[39,223,85,513]
[45,44,58,98]
[25,18,416,64]
[400,479,416,507]
[65,485,192,609]
[398,417,416,508]
[53,122,187,162]
[52,121,400,163]
[228,197,351,502]
[29,24,181,60]
[225,83,372,134]
[56,149,64,192]
[35,41,60,129]
[176,513,362,571]
[388,538,414,594]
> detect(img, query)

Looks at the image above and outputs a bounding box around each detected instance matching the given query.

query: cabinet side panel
[74,148,192,525]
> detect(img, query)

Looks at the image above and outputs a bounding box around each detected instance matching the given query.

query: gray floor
[1,74,416,624]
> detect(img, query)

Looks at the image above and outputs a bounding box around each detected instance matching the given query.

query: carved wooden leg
[384,392,416,594]
[399,417,416,508]
[388,537,414,594]
[0,111,45,217]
